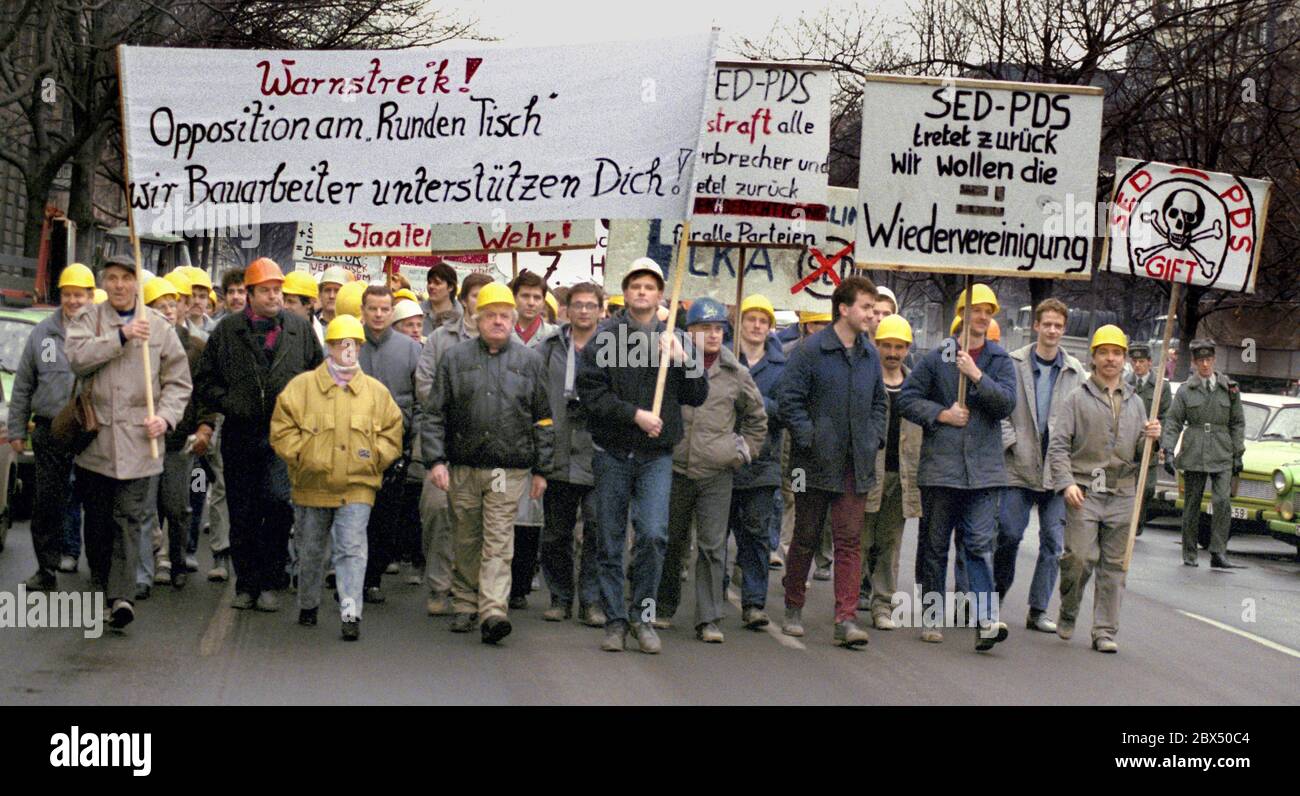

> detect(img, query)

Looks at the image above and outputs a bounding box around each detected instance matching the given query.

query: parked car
[0,306,55,521]
[1261,406,1300,558]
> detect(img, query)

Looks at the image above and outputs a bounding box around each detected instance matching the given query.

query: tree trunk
[67,126,108,263]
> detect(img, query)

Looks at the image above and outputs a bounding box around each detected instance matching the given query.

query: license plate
[1205,503,1249,520]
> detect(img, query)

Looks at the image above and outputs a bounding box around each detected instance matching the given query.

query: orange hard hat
[244,257,285,287]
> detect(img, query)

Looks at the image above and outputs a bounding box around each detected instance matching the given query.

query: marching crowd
[7,254,1247,654]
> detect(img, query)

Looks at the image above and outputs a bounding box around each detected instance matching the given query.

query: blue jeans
[768,487,782,550]
[592,448,673,629]
[295,503,371,622]
[727,486,774,609]
[994,486,1066,613]
[62,469,82,559]
[919,486,999,626]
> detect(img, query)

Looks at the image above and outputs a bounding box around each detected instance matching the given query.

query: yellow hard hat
[334,280,368,318]
[1090,324,1128,352]
[475,282,516,310]
[875,314,913,344]
[607,294,624,307]
[57,263,96,290]
[324,314,365,343]
[143,276,179,306]
[950,315,962,336]
[183,266,213,290]
[740,294,776,326]
[93,288,108,304]
[393,287,418,303]
[955,283,1000,316]
[799,310,832,324]
[163,269,193,296]
[283,270,320,300]
[392,299,423,324]
[544,291,559,317]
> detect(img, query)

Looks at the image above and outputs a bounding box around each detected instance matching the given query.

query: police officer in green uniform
[1125,343,1170,536]
[1161,338,1246,569]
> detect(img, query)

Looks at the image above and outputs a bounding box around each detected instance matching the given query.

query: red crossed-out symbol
[791,243,853,294]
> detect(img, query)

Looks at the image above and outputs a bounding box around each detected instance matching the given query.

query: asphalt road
[0,510,1296,705]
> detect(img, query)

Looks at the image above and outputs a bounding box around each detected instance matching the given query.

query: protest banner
[1099,157,1272,567]
[854,74,1103,279]
[293,223,384,282]
[310,219,599,256]
[117,33,716,234]
[607,186,856,312]
[384,254,505,293]
[688,62,830,249]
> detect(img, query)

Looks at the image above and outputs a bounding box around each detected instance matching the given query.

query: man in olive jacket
[422,283,554,645]
[1161,338,1246,569]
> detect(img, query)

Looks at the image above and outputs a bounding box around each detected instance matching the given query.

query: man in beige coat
[66,256,192,630]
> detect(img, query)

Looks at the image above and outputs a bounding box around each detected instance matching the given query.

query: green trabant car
[1174,399,1300,557]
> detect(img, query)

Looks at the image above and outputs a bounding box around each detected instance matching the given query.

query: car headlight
[1276,469,1292,495]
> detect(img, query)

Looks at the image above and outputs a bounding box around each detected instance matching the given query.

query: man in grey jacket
[1048,325,1161,653]
[421,282,553,645]
[9,263,94,589]
[538,283,605,625]
[994,298,1085,633]
[357,285,422,603]
[414,271,493,615]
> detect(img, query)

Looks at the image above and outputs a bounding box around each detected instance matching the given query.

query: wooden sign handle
[652,222,691,418]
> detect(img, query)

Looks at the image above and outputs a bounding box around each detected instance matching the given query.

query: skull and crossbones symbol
[1134,189,1223,279]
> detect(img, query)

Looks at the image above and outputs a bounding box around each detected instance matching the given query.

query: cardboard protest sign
[689,62,830,248]
[293,222,383,282]
[117,33,716,234]
[1101,158,1270,293]
[606,186,857,311]
[386,254,505,292]
[855,75,1102,279]
[509,220,610,286]
[310,219,598,256]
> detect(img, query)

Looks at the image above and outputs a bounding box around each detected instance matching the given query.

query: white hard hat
[622,257,665,291]
[391,299,423,324]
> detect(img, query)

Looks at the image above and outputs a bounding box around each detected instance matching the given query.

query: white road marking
[1177,610,1300,660]
[727,587,805,650]
[199,580,236,657]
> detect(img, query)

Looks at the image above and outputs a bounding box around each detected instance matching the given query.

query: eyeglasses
[569,302,600,312]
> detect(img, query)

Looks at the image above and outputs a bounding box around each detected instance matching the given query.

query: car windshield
[0,318,35,373]
[1242,403,1270,440]
[1259,407,1300,441]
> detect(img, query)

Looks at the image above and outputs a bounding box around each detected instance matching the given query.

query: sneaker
[508,595,528,610]
[153,566,172,585]
[632,622,661,654]
[813,566,832,581]
[834,620,870,648]
[651,616,672,630]
[872,612,897,630]
[298,608,318,626]
[481,617,512,644]
[1026,611,1057,633]
[975,621,1009,652]
[579,604,607,628]
[781,607,804,637]
[543,603,571,622]
[108,600,135,630]
[1092,637,1119,654]
[696,622,724,643]
[184,555,199,573]
[172,571,188,589]
[207,554,230,582]
[600,624,626,652]
[254,592,279,612]
[1057,618,1075,641]
[742,607,770,629]
[231,592,255,610]
[425,595,452,616]
[134,584,151,601]
[920,629,944,643]
[341,620,360,641]
[24,569,57,591]
[58,555,78,573]
[768,552,783,570]
[384,562,400,575]
[363,587,385,604]
[449,612,477,633]
[405,573,422,586]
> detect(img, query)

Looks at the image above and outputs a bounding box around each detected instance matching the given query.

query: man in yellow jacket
[270,315,403,641]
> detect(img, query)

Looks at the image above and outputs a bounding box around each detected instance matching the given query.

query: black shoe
[172,571,188,589]
[341,620,360,641]
[1183,558,1199,567]
[1210,553,1245,569]
[363,587,386,604]
[509,595,528,610]
[450,612,477,633]
[134,584,151,601]
[298,608,318,626]
[108,600,135,630]
[24,569,57,591]
[481,617,512,644]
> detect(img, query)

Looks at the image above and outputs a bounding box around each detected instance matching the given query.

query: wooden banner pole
[511,251,518,281]
[956,273,973,408]
[115,45,159,460]
[733,246,746,354]
[652,222,691,418]
[1123,282,1182,571]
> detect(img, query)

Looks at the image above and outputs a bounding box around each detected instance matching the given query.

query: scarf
[327,357,359,386]
[244,305,281,351]
[516,314,543,344]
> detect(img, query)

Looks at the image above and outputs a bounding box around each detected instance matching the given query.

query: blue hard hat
[686,297,728,328]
